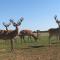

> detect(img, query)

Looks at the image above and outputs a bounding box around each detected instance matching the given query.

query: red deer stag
[0,17,24,51]
[19,29,38,43]
[48,15,60,46]
[54,15,60,39]
[48,28,60,45]
[2,22,11,44]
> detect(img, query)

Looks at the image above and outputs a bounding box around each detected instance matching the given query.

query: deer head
[10,17,24,27]
[3,22,11,30]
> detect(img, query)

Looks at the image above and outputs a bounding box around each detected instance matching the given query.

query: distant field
[0,32,58,49]
[0,32,59,49]
[0,32,60,60]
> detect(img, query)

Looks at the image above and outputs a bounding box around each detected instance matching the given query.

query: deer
[48,28,59,40]
[0,17,24,51]
[19,29,38,43]
[48,28,60,47]
[2,22,11,44]
[48,15,60,45]
[54,15,60,40]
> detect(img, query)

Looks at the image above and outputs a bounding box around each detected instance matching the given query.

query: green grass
[0,35,60,60]
[0,35,60,50]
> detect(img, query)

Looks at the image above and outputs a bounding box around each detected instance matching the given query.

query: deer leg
[20,36,22,43]
[10,39,13,51]
[30,36,32,42]
[28,36,32,43]
[34,37,37,42]
[58,34,60,43]
[27,36,31,42]
[49,35,51,47]
[35,36,38,42]
[14,37,17,48]
[23,36,26,43]
[28,36,29,42]
[20,35,24,44]
[57,35,59,40]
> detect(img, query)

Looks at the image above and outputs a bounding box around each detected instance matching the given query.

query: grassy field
[0,32,60,60]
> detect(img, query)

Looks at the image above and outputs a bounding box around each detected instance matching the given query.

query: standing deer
[48,28,60,47]
[54,15,60,40]
[0,17,24,51]
[2,22,11,44]
[48,28,59,40]
[48,15,60,45]
[19,29,38,43]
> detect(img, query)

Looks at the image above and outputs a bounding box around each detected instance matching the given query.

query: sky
[0,0,60,31]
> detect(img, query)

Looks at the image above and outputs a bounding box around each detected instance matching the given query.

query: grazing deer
[19,29,38,43]
[0,17,24,51]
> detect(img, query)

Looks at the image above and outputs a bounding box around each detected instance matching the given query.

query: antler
[3,22,11,30]
[3,22,11,27]
[17,17,24,26]
[54,15,58,21]
[20,17,24,22]
[10,19,17,26]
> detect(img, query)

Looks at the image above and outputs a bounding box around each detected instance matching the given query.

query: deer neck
[9,26,19,36]
[6,27,8,30]
[15,26,18,34]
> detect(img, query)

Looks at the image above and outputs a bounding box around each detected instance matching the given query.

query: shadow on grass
[29,45,45,48]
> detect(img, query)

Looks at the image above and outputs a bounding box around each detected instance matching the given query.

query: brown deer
[0,17,24,51]
[48,28,60,45]
[54,15,60,39]
[19,29,38,43]
[48,15,60,45]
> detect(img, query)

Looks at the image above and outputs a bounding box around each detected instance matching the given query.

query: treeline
[33,30,48,33]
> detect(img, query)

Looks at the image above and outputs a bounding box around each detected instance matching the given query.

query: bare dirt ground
[0,44,60,60]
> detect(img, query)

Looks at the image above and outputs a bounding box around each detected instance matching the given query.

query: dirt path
[0,45,60,60]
